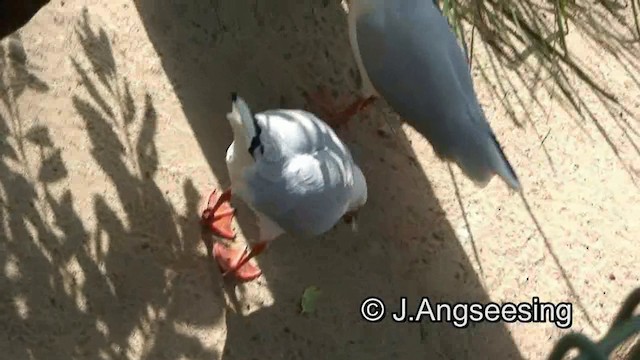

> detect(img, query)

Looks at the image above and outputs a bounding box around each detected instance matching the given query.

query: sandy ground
[0,1,638,359]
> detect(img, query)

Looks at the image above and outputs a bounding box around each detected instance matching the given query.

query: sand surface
[0,1,638,359]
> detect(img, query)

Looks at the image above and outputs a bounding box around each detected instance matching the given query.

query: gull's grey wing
[243,110,360,237]
[355,0,520,189]
[355,0,482,151]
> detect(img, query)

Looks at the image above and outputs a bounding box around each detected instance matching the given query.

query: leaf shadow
[1,10,224,359]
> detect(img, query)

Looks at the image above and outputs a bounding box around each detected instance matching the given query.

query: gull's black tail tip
[231,92,238,102]
[490,132,522,192]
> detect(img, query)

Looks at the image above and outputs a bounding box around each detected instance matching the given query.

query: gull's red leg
[201,189,236,239]
[334,95,377,125]
[305,86,377,129]
[212,241,269,282]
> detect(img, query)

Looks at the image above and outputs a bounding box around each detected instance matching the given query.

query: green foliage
[436,0,640,62]
[432,0,638,130]
[300,286,322,315]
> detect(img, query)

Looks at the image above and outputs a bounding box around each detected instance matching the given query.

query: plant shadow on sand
[133,1,527,359]
[442,0,640,333]
[445,0,640,183]
[0,12,224,359]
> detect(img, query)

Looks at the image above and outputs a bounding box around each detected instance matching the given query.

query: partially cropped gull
[308,0,521,191]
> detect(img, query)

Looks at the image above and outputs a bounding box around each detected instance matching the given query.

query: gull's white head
[227,93,256,144]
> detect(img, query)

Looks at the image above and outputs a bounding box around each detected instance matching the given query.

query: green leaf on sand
[300,286,321,314]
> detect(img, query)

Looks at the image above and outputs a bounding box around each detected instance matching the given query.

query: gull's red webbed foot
[201,189,236,240]
[305,86,377,129]
[213,241,269,282]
